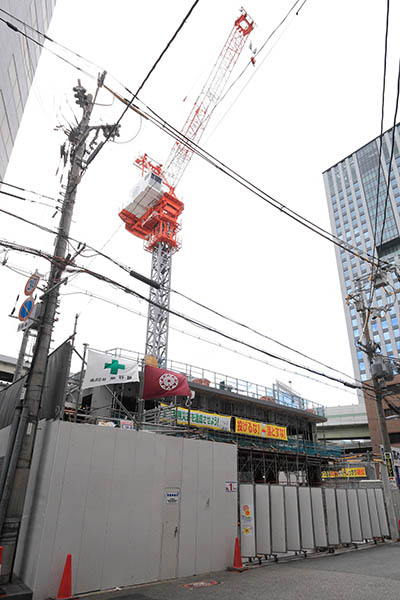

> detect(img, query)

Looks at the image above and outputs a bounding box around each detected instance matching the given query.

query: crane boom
[164,10,254,188]
[119,9,254,367]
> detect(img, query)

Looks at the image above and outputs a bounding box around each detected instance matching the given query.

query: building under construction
[72,350,342,485]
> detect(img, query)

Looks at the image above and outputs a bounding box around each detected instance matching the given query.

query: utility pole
[0,74,120,583]
[349,275,398,540]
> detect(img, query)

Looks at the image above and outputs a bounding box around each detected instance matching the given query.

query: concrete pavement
[86,543,400,600]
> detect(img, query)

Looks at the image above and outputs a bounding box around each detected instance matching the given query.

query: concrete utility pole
[350,276,398,540]
[0,74,120,583]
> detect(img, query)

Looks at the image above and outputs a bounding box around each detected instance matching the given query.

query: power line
[131,97,385,267]
[0,180,61,203]
[0,16,96,81]
[0,8,388,270]
[377,59,400,251]
[0,188,60,211]
[0,202,366,386]
[81,0,201,175]
[366,0,392,316]
[0,236,375,392]
[216,0,307,109]
[170,287,361,383]
[61,285,360,398]
[74,264,366,390]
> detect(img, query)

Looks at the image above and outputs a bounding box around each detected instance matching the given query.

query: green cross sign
[104,359,126,375]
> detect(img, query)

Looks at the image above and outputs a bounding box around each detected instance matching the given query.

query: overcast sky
[2,0,400,408]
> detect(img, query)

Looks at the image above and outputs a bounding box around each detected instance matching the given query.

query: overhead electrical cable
[377,58,400,251]
[61,285,360,398]
[0,180,61,203]
[0,203,371,387]
[216,0,307,108]
[0,235,364,390]
[366,0,392,318]
[0,236,376,393]
[0,189,59,211]
[0,16,96,80]
[0,9,391,270]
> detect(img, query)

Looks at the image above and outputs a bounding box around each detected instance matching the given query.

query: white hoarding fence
[239,484,389,558]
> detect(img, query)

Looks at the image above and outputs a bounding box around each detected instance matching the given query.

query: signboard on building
[321,467,367,479]
[235,417,287,441]
[160,404,231,431]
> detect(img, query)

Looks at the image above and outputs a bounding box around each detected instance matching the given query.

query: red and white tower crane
[119,9,254,367]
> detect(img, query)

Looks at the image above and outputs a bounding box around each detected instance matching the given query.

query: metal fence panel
[336,489,351,544]
[270,485,286,553]
[347,489,363,542]
[311,488,327,547]
[357,489,373,540]
[325,488,339,545]
[367,488,381,537]
[374,488,389,537]
[298,487,315,549]
[255,485,271,555]
[239,484,256,557]
[284,486,301,551]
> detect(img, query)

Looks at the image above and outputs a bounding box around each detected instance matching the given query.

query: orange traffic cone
[57,554,72,599]
[228,537,247,572]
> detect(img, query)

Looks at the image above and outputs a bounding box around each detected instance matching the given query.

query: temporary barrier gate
[239,484,389,558]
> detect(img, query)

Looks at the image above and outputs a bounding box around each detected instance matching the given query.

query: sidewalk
[84,543,400,600]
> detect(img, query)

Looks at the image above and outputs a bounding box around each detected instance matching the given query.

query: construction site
[1,1,400,599]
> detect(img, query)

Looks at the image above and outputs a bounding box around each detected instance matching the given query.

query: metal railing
[104,347,326,417]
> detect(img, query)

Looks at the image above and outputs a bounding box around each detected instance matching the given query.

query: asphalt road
[89,543,400,600]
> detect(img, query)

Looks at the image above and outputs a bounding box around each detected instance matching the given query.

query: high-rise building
[0,0,56,178]
[323,124,400,383]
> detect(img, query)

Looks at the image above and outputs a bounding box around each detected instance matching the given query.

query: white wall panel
[76,426,116,594]
[194,441,213,573]
[325,488,339,545]
[374,488,389,537]
[270,485,286,553]
[100,428,137,589]
[298,487,314,549]
[239,484,256,557]
[336,489,351,544]
[177,438,198,577]
[367,488,381,537]
[284,487,300,551]
[358,489,372,540]
[210,442,237,571]
[255,485,271,555]
[311,488,327,547]
[347,489,362,542]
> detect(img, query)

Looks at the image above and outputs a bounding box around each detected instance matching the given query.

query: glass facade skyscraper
[0,0,56,179]
[323,124,400,383]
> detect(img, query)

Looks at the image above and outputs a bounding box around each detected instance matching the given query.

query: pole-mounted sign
[18,297,35,322]
[24,271,40,296]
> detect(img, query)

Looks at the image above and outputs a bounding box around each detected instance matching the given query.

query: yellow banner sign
[235,418,287,441]
[160,404,231,432]
[322,467,366,479]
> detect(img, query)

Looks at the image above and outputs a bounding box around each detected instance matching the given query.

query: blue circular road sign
[19,297,35,322]
[24,273,40,296]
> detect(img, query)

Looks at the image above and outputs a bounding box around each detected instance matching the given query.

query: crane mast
[119,9,254,366]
